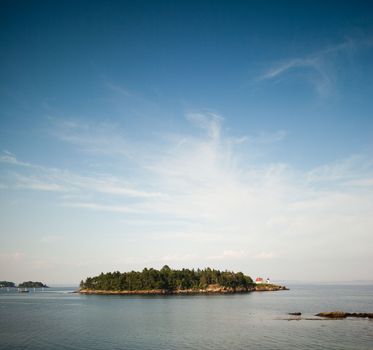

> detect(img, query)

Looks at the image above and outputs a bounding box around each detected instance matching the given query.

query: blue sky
[1,0,373,284]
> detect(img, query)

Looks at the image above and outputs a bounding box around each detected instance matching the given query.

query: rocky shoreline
[316,311,373,319]
[254,284,288,292]
[79,283,288,295]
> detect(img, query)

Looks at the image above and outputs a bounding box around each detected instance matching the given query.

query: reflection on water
[0,284,372,349]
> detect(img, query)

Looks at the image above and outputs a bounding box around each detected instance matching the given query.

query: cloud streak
[0,151,166,199]
[258,37,373,97]
[63,202,141,214]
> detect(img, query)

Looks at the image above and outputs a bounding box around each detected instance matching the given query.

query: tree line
[80,266,254,291]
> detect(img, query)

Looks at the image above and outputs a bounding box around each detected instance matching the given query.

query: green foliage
[18,281,48,288]
[80,266,254,291]
[0,281,15,288]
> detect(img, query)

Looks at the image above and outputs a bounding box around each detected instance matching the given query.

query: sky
[1,0,373,284]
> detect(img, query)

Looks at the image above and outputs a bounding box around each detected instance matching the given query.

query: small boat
[19,288,29,293]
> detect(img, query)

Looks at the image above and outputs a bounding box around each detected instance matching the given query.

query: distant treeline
[0,281,48,288]
[80,266,254,291]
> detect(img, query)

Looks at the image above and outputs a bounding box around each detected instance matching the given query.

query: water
[0,284,372,349]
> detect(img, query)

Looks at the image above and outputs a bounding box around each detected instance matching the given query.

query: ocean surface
[0,284,372,349]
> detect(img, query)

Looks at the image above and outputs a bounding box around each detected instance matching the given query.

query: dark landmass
[316,311,373,319]
[18,281,48,288]
[79,266,287,295]
[0,281,15,288]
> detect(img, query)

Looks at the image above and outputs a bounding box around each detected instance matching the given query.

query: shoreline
[79,284,288,295]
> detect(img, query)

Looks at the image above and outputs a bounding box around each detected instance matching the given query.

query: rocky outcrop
[316,311,373,319]
[254,284,289,291]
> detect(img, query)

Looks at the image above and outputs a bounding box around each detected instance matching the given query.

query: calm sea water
[0,284,372,349]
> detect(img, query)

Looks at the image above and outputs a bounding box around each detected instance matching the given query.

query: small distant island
[79,266,287,295]
[0,281,16,288]
[18,281,48,288]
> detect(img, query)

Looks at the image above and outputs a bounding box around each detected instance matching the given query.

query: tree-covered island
[0,281,16,288]
[18,281,48,288]
[79,266,287,295]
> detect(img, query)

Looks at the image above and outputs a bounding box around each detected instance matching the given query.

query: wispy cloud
[15,174,66,192]
[260,57,319,81]
[0,151,166,199]
[258,37,373,97]
[63,202,141,214]
[0,150,35,168]
[260,55,333,97]
[186,111,223,141]
[105,81,134,98]
[306,155,373,185]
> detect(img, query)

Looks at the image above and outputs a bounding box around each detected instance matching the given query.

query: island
[18,281,48,288]
[79,266,287,295]
[0,281,16,288]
